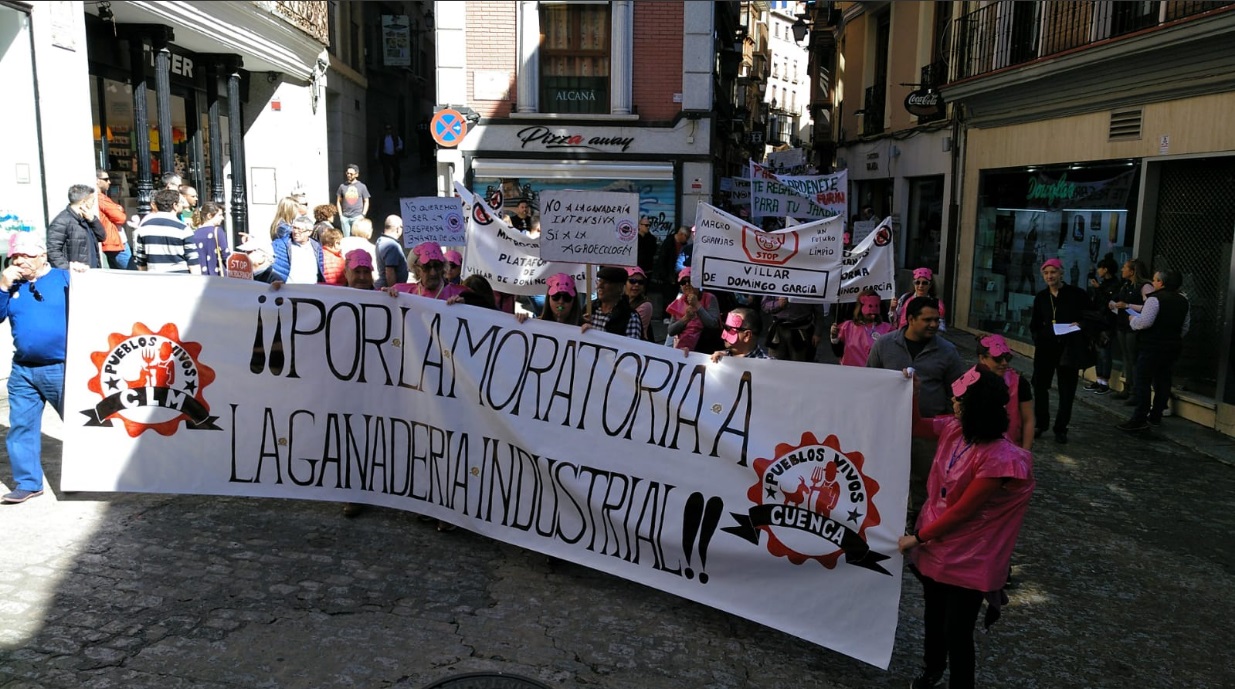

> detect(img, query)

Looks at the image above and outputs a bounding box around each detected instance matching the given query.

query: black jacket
[47,206,106,269]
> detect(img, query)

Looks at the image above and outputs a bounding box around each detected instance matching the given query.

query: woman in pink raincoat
[898,367,1035,689]
[829,287,895,366]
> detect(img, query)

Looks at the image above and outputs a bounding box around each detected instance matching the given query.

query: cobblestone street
[2,341,1234,688]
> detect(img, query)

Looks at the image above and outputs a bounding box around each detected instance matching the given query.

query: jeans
[339,214,359,238]
[1094,336,1113,379]
[915,568,985,689]
[105,246,134,271]
[5,362,65,491]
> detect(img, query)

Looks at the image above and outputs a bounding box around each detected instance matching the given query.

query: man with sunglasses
[0,233,69,504]
[710,307,770,362]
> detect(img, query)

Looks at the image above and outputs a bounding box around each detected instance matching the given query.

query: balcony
[858,83,885,136]
[952,0,1234,82]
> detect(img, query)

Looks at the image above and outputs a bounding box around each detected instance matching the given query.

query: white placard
[61,270,910,669]
[538,190,640,266]
[399,196,467,248]
[750,162,848,222]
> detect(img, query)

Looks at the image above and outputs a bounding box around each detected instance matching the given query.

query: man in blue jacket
[0,232,70,504]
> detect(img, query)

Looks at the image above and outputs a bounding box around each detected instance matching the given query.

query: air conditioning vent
[1109,108,1142,141]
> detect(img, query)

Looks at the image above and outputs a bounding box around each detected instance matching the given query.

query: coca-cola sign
[904,89,945,118]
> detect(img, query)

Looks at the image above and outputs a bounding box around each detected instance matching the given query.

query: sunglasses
[722,325,750,334]
[628,278,646,285]
[913,279,931,286]
[678,279,692,287]
[422,261,444,271]
[550,292,575,302]
[98,176,110,182]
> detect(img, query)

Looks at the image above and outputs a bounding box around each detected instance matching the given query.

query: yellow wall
[839,13,867,137]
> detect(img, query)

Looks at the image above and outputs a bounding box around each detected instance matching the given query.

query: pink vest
[666,291,715,351]
[913,418,1035,592]
[837,320,895,367]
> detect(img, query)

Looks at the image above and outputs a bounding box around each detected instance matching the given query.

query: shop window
[539,3,611,115]
[906,177,944,276]
[968,163,1139,342]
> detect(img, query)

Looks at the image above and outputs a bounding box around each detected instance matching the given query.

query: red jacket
[98,192,128,252]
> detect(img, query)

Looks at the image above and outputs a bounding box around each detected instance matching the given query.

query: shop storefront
[967,160,1139,343]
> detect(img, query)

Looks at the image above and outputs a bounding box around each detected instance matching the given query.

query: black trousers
[1131,343,1180,423]
[1033,343,1079,433]
[380,153,401,189]
[916,569,985,689]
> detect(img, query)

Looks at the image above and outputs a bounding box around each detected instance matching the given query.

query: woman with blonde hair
[268,196,301,240]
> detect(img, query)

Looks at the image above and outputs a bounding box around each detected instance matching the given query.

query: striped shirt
[134,213,198,273]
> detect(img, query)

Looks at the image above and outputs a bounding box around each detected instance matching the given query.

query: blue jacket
[258,236,324,283]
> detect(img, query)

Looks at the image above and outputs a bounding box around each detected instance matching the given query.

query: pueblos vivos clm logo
[723,432,891,575]
[82,323,221,437]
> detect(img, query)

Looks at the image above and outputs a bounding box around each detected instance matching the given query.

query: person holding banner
[666,268,721,353]
[709,307,771,362]
[830,288,895,367]
[515,273,582,327]
[445,249,463,286]
[892,268,947,330]
[762,296,824,363]
[625,267,654,340]
[899,367,1035,689]
[582,266,644,339]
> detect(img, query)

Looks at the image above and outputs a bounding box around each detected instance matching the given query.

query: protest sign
[538,190,640,266]
[834,217,897,302]
[691,204,843,302]
[850,219,881,245]
[725,177,752,208]
[750,162,848,222]
[455,184,586,295]
[62,271,911,669]
[765,147,807,175]
[224,253,253,280]
[399,196,467,248]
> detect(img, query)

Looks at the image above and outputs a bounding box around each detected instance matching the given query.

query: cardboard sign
[399,196,467,248]
[538,190,640,266]
[224,252,253,280]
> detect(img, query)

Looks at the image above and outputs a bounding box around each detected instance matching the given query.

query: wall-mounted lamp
[97,1,114,22]
[791,17,810,43]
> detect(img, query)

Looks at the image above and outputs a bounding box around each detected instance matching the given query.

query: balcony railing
[916,60,947,124]
[952,0,1234,82]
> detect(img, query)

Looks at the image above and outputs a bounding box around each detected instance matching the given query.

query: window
[539,3,611,114]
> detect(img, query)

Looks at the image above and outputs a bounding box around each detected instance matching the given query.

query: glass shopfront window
[969,161,1139,342]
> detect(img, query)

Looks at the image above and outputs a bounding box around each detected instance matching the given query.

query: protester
[666,268,720,353]
[374,215,408,289]
[268,196,300,241]
[830,288,895,367]
[192,202,229,277]
[47,184,106,271]
[710,307,771,362]
[340,217,378,269]
[653,226,690,315]
[335,163,370,237]
[319,227,347,286]
[582,266,644,339]
[178,185,199,226]
[1109,258,1154,402]
[456,274,498,309]
[899,367,1035,689]
[637,216,657,276]
[1029,258,1091,444]
[133,189,200,274]
[256,215,323,284]
[1084,256,1121,394]
[625,266,654,340]
[762,295,824,362]
[311,204,337,242]
[1118,269,1190,432]
[96,170,132,270]
[868,296,966,521]
[516,273,582,326]
[392,241,465,300]
[976,334,1035,450]
[892,267,946,329]
[0,233,69,504]
[445,249,463,285]
[340,249,378,518]
[506,199,534,233]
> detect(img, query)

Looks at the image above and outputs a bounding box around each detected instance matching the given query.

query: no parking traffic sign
[431,108,467,147]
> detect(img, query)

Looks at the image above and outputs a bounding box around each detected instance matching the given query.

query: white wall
[0,6,45,239]
[242,77,330,234]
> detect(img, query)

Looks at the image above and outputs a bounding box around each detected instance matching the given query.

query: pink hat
[677,267,692,282]
[345,249,373,270]
[626,266,647,279]
[8,231,46,257]
[912,267,933,281]
[445,249,463,266]
[412,241,446,265]
[546,273,576,297]
[1041,258,1063,271]
[721,312,745,346]
[979,334,1012,358]
[951,367,982,398]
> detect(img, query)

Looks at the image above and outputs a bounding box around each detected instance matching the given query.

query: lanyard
[947,441,973,472]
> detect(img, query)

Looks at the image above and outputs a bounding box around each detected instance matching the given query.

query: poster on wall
[381,16,411,67]
[474,176,678,241]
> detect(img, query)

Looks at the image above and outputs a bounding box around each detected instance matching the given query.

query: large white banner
[837,217,897,302]
[455,184,587,295]
[750,162,848,222]
[691,204,843,303]
[61,272,911,669]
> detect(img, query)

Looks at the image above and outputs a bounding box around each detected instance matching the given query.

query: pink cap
[979,334,1012,358]
[677,267,692,282]
[445,249,463,266]
[951,366,982,398]
[913,267,933,281]
[345,249,373,270]
[626,266,647,279]
[546,273,576,297]
[1041,258,1063,271]
[412,241,446,265]
[8,231,46,257]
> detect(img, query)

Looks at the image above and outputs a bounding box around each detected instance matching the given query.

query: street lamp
[791,17,810,43]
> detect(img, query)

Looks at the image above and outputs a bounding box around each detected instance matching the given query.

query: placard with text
[538,190,640,266]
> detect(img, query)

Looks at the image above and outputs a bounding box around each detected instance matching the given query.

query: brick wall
[633,2,684,121]
[465,2,517,118]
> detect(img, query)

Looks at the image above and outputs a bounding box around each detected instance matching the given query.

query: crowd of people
[6,172,1193,688]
